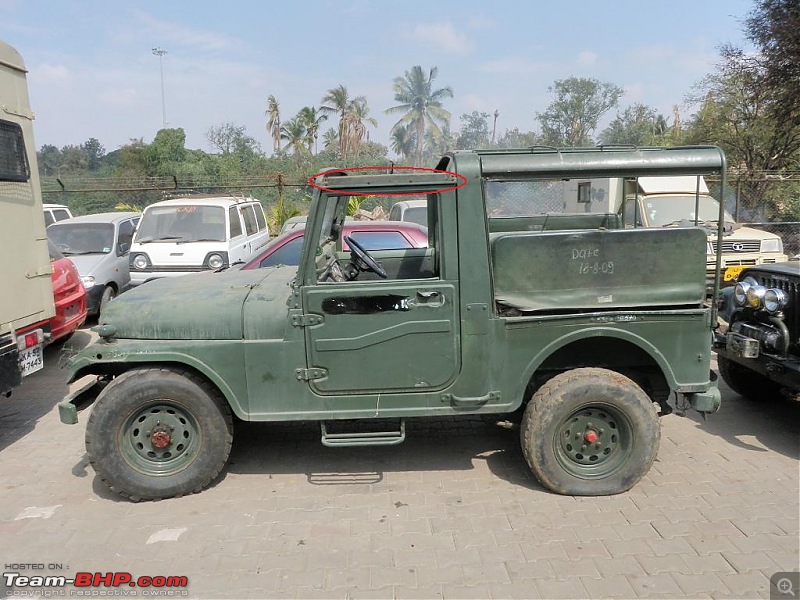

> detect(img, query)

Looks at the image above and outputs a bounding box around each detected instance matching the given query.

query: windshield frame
[638,193,735,227]
[134,204,227,243]
[47,222,116,255]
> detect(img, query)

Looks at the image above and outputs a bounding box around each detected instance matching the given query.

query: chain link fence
[41,172,799,257]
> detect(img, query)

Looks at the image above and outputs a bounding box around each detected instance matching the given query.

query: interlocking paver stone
[1,342,797,599]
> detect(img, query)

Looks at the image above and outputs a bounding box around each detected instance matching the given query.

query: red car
[241,220,429,270]
[47,240,87,344]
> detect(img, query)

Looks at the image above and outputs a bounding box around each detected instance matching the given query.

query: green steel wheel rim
[120,402,201,476]
[554,403,634,479]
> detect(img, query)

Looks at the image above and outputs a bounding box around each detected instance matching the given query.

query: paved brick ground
[1,327,798,599]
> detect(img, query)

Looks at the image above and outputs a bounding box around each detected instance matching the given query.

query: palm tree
[386,66,453,164]
[343,98,378,160]
[322,127,338,152]
[280,117,309,168]
[265,95,281,155]
[390,123,416,162]
[298,106,328,155]
[321,85,366,158]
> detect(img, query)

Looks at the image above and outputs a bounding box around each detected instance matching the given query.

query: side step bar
[321,420,406,447]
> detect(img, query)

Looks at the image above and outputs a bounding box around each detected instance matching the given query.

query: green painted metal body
[62,147,726,423]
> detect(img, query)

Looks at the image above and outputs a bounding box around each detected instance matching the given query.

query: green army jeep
[60,146,727,501]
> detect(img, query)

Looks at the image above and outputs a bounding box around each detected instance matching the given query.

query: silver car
[47,212,140,316]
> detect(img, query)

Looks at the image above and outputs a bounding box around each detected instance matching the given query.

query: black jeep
[714,262,800,400]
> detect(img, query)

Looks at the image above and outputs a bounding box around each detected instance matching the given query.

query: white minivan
[129,196,270,285]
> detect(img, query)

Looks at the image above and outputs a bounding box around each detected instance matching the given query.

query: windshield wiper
[176,238,224,244]
[137,235,184,243]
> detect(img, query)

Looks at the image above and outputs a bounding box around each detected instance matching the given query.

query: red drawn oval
[308,165,467,196]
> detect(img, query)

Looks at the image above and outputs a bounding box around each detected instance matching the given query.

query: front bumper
[682,370,722,414]
[58,376,109,424]
[714,332,800,392]
[85,285,106,315]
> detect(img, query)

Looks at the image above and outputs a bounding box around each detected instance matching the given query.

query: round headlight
[764,288,788,314]
[132,254,149,270]
[207,253,224,269]
[745,285,766,309]
[733,282,750,306]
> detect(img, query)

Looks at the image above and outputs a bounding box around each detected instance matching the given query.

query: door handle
[414,290,444,307]
[417,290,440,299]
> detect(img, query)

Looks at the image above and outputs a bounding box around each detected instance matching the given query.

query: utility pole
[491,109,499,145]
[152,47,168,128]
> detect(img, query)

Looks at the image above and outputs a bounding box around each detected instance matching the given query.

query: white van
[43,203,73,226]
[129,196,270,285]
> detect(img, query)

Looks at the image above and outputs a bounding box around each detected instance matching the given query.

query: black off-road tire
[717,356,782,402]
[85,367,233,501]
[520,367,660,496]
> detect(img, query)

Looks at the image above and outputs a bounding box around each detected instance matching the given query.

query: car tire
[85,367,233,501]
[520,367,660,496]
[99,285,116,314]
[718,356,782,401]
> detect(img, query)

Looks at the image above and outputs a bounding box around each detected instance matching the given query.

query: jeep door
[301,193,460,395]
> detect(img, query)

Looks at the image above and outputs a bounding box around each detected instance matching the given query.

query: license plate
[18,344,44,377]
[723,266,747,282]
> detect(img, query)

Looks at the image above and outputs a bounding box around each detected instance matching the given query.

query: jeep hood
[99,268,295,340]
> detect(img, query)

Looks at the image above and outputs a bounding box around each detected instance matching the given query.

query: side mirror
[118,242,131,255]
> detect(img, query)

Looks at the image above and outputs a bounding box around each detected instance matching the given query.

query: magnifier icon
[777,578,796,597]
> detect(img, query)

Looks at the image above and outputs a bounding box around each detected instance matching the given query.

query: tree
[280,117,310,168]
[82,138,105,171]
[456,111,491,149]
[116,138,148,176]
[682,43,800,219]
[38,144,61,176]
[322,127,338,152]
[145,128,187,176]
[425,120,455,160]
[207,123,247,155]
[386,65,453,164]
[536,77,623,146]
[321,85,365,158]
[600,103,668,146]
[745,0,800,128]
[265,95,282,154]
[342,98,377,160]
[390,124,416,161]
[298,106,328,155]
[685,46,800,175]
[59,145,89,173]
[496,128,540,148]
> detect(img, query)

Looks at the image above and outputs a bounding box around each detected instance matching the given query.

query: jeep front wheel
[521,367,660,495]
[85,367,233,501]
[717,356,781,401]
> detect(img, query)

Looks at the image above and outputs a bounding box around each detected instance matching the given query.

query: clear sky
[1,0,755,157]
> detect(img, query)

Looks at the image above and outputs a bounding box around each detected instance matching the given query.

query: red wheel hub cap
[584,429,599,444]
[151,429,171,449]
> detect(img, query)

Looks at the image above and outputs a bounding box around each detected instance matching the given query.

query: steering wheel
[344,235,387,279]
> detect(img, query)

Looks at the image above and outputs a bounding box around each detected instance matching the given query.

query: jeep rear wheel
[717,356,781,402]
[85,367,233,501]
[521,367,660,495]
